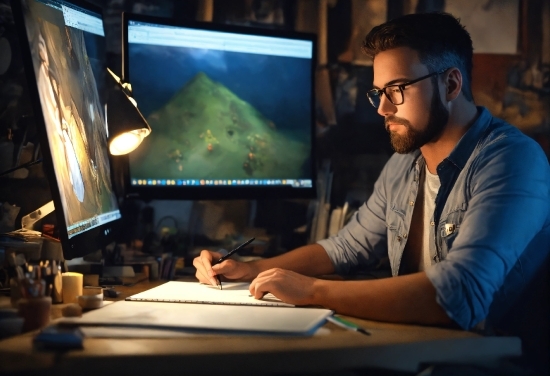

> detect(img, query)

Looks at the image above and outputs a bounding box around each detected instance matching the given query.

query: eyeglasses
[366,68,449,108]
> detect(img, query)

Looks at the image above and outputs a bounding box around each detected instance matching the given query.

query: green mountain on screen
[130,72,310,180]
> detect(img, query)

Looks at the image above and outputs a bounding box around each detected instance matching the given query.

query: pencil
[215,237,255,290]
[326,315,371,336]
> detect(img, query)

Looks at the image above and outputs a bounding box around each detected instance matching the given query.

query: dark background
[0,0,548,253]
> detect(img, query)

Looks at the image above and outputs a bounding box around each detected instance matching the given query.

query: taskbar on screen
[67,210,122,238]
[130,178,313,188]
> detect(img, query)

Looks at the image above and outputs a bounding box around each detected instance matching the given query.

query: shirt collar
[444,106,492,170]
[405,106,492,172]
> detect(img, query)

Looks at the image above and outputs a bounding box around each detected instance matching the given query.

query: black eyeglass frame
[367,68,450,108]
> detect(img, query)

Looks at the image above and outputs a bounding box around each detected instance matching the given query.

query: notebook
[60,281,332,335]
[60,300,332,336]
[125,281,294,307]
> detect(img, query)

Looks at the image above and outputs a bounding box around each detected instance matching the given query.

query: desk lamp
[106,68,151,155]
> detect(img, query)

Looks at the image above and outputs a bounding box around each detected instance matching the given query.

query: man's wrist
[310,279,329,307]
[244,260,263,281]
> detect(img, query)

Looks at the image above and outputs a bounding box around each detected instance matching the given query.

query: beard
[386,85,449,154]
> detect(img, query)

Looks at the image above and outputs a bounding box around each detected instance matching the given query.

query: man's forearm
[312,272,454,326]
[247,243,335,279]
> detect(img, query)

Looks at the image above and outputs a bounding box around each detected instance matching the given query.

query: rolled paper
[62,272,83,304]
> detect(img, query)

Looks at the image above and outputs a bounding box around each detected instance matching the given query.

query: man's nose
[377,94,397,117]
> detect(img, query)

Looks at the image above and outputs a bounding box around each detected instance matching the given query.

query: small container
[77,287,103,310]
[18,296,52,332]
[62,272,83,304]
[9,278,22,308]
[83,274,100,287]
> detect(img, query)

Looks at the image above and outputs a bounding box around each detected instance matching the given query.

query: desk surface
[0,279,522,376]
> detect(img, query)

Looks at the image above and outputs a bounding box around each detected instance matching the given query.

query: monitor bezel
[11,0,121,259]
[121,12,318,201]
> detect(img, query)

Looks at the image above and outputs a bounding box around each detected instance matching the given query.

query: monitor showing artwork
[12,0,121,259]
[123,13,317,200]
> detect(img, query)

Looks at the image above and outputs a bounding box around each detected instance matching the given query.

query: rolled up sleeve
[318,161,392,275]
[426,135,550,329]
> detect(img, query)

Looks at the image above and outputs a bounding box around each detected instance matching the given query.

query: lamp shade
[106,69,151,155]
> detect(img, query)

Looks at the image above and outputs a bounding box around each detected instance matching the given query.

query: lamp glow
[109,128,150,155]
[106,68,151,155]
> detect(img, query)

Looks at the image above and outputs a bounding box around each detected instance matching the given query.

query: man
[194,12,550,369]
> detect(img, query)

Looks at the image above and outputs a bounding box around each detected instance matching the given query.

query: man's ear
[444,68,462,101]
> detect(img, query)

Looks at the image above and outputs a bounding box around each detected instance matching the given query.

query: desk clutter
[1,280,336,349]
[1,251,107,336]
[2,246,333,341]
[59,281,333,336]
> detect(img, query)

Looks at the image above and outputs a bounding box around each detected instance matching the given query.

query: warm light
[109,128,150,155]
[106,67,151,155]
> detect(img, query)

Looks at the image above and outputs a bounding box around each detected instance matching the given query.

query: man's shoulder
[472,112,549,176]
[476,110,545,156]
[482,111,533,145]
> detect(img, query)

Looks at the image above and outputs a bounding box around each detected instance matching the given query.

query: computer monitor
[12,0,121,259]
[122,13,317,200]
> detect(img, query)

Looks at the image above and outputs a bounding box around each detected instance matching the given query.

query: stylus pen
[326,315,371,336]
[215,237,255,290]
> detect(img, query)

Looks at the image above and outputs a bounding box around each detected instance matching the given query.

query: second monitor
[12,0,121,259]
[122,13,317,200]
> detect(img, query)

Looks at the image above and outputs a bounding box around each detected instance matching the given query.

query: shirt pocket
[386,204,407,274]
[437,203,467,259]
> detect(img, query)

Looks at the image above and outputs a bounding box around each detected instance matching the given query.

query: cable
[0,158,43,177]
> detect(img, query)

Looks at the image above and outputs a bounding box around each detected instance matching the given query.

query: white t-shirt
[419,166,440,271]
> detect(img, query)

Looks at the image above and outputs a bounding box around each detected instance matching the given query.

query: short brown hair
[363,12,474,102]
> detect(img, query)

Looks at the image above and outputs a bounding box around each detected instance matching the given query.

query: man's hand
[249,268,319,306]
[192,250,255,286]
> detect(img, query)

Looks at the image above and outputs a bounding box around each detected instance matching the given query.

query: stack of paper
[60,281,333,336]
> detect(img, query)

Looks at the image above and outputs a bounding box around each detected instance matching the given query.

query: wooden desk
[0,279,522,376]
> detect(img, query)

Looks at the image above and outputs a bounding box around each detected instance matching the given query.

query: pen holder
[18,296,52,332]
[9,278,22,308]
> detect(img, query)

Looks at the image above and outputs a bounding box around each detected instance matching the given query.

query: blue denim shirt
[318,107,550,331]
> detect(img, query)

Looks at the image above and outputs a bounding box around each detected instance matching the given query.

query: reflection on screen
[126,20,315,191]
[22,0,120,238]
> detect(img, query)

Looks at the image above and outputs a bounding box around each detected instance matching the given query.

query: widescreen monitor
[123,13,317,200]
[12,0,121,259]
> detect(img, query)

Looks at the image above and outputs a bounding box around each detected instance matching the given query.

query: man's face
[372,47,449,154]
